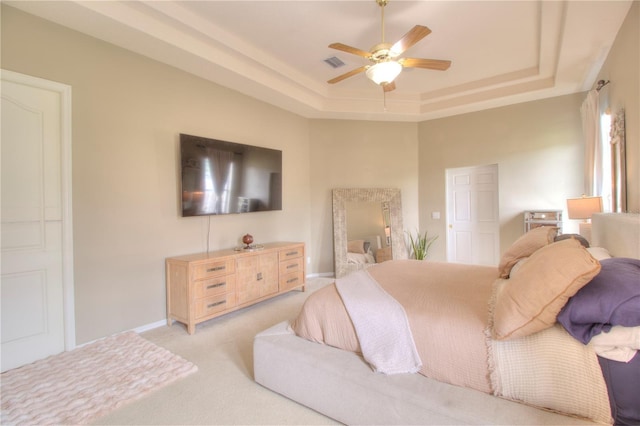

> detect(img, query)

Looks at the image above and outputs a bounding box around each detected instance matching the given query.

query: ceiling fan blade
[399,57,451,71]
[329,43,372,59]
[390,25,432,56]
[382,81,396,92]
[327,66,368,84]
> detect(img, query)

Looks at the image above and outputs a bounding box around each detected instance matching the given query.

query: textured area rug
[1,331,197,425]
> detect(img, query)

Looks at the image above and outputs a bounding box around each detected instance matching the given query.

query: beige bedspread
[292,259,498,394]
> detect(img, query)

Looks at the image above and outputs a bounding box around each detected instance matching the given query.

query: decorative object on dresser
[237,233,264,251]
[242,233,254,248]
[166,242,305,334]
[523,210,562,233]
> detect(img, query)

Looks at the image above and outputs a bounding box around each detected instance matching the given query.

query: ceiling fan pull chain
[380,0,386,43]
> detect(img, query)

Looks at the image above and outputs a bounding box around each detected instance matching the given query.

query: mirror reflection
[333,188,406,278]
[345,201,392,266]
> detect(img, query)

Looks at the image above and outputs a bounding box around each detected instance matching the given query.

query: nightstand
[376,247,392,263]
[523,210,562,234]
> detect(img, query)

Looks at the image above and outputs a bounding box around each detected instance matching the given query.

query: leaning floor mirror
[332,188,406,278]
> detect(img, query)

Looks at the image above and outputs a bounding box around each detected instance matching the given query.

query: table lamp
[567,196,603,243]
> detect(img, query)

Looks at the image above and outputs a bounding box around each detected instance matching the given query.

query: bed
[254,213,639,425]
[346,235,381,265]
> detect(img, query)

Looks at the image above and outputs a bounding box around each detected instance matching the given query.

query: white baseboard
[306,272,335,278]
[133,319,167,334]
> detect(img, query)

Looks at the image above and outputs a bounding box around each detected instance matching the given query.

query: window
[599,111,612,212]
[581,86,626,213]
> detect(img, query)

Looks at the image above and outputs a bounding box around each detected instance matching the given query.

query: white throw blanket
[589,325,640,362]
[335,269,422,374]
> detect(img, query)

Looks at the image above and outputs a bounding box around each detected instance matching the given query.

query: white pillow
[588,325,640,362]
[587,246,611,260]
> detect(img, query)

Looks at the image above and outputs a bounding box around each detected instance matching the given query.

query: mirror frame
[611,108,627,212]
[332,188,406,278]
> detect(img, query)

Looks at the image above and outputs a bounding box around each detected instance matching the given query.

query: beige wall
[308,120,420,273]
[595,1,639,213]
[418,93,586,261]
[2,7,312,343]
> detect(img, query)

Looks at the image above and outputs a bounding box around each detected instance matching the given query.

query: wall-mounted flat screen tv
[180,133,282,217]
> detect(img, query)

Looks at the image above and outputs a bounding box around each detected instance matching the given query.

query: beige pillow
[347,240,365,254]
[492,238,601,341]
[498,226,558,278]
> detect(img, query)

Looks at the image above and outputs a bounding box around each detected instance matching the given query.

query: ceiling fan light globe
[366,61,402,85]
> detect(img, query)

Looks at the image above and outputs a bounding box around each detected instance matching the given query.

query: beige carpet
[94,277,338,425]
[1,331,197,425]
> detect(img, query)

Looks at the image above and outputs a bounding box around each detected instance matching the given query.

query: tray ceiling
[7,1,633,122]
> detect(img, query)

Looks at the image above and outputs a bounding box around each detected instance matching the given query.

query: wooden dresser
[166,242,305,334]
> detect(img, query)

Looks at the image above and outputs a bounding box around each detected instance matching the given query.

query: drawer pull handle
[207,300,225,309]
[287,277,298,284]
[207,282,225,289]
[285,251,298,256]
[207,266,225,272]
[286,264,297,269]
[257,272,263,281]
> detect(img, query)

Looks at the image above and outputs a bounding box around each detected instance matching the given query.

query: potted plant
[406,229,438,260]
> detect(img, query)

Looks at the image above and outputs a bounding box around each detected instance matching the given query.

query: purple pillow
[557,257,640,344]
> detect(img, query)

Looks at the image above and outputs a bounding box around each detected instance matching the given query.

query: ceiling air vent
[324,56,345,69]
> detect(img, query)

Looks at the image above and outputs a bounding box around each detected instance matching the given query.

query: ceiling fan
[327,0,451,93]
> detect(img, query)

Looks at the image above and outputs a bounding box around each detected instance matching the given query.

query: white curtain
[580,89,601,196]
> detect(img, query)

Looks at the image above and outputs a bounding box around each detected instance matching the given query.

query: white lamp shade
[366,61,402,85]
[567,196,603,220]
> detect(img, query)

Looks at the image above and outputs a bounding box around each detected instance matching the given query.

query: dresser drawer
[279,257,303,276]
[195,275,236,299]
[195,293,235,319]
[279,246,303,262]
[280,271,304,291]
[192,259,235,280]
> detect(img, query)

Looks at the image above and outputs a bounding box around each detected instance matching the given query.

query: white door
[446,164,499,265]
[1,70,75,372]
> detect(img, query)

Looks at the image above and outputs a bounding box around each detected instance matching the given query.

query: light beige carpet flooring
[92,277,339,425]
[1,331,197,425]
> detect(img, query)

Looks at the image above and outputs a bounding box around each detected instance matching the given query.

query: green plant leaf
[405,229,438,260]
